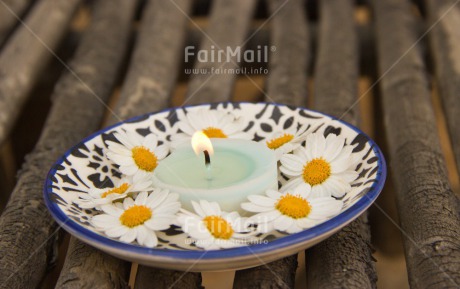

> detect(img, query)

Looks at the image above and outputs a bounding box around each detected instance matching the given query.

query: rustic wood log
[312,0,359,126]
[373,0,460,287]
[265,0,309,107]
[425,0,460,174]
[233,0,309,288]
[52,1,139,288]
[110,0,192,122]
[233,255,298,289]
[0,1,137,288]
[135,267,203,289]
[0,0,34,46]
[56,238,130,289]
[0,0,81,147]
[305,1,377,288]
[107,0,202,287]
[185,0,256,104]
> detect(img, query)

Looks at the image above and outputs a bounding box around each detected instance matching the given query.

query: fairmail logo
[184,45,275,63]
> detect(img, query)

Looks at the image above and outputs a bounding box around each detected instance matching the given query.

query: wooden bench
[0,0,459,288]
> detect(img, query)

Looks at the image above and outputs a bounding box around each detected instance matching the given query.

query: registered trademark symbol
[270,46,276,52]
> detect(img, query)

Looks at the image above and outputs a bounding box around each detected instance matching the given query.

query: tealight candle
[152,133,278,213]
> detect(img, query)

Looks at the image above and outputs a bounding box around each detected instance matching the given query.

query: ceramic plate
[44,102,386,271]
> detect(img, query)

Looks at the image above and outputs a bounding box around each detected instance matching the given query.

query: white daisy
[173,109,248,144]
[241,183,343,234]
[74,174,153,210]
[265,124,317,160]
[92,189,180,247]
[177,200,256,250]
[106,130,169,179]
[280,132,358,198]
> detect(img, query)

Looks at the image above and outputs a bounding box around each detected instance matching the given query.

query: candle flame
[191,131,214,156]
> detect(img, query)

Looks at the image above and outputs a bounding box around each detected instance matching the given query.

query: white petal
[143,134,158,149]
[256,220,274,233]
[100,205,123,216]
[126,130,143,145]
[305,133,325,158]
[251,210,282,223]
[119,164,138,176]
[143,229,158,248]
[136,225,149,245]
[154,202,181,215]
[281,178,304,192]
[119,229,137,243]
[145,218,172,231]
[191,201,206,217]
[177,121,196,136]
[187,224,213,239]
[280,154,305,175]
[336,170,359,183]
[323,134,345,161]
[123,197,135,209]
[296,218,317,229]
[92,215,118,228]
[107,143,132,156]
[107,153,134,166]
[247,195,276,207]
[310,185,331,198]
[134,191,148,205]
[273,215,294,232]
[323,177,351,198]
[106,225,129,238]
[266,190,283,199]
[241,202,273,213]
[146,189,168,208]
[114,131,135,148]
[330,147,354,172]
[154,145,169,160]
[200,200,219,216]
[309,198,343,219]
[291,183,312,198]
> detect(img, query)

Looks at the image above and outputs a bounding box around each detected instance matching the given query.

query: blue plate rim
[44,102,387,261]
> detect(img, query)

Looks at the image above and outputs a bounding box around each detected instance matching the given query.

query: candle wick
[203,150,212,181]
[203,150,211,167]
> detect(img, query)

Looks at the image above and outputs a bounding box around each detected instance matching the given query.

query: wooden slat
[115,0,200,287]
[373,0,460,287]
[185,0,256,104]
[233,255,298,289]
[0,0,136,288]
[0,0,34,46]
[265,0,309,107]
[55,0,194,288]
[111,0,192,121]
[305,1,377,288]
[54,0,198,288]
[425,0,460,174]
[0,0,81,146]
[135,268,202,289]
[233,0,309,288]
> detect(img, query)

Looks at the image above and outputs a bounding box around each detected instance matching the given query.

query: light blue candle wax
[152,139,277,213]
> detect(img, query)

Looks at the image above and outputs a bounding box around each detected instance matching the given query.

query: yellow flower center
[202,127,227,138]
[266,134,294,149]
[119,205,152,228]
[203,215,234,240]
[276,194,311,219]
[101,183,129,198]
[132,146,158,172]
[302,158,331,186]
